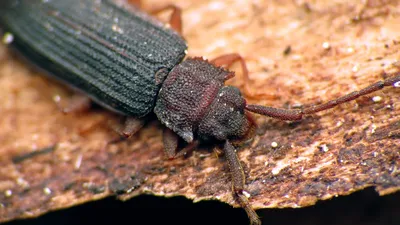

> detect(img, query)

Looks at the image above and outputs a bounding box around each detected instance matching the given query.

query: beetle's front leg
[224,140,261,225]
[211,53,278,100]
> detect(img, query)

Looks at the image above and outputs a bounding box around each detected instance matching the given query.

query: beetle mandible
[1,0,400,224]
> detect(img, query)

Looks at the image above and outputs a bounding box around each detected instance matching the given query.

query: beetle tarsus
[237,193,261,225]
[224,141,261,225]
[174,140,199,158]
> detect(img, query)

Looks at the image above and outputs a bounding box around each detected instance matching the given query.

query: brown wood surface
[0,0,399,223]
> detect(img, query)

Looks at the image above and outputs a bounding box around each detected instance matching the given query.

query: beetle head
[197,86,256,143]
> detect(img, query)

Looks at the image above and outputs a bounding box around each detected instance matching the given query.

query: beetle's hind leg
[150,5,183,35]
[126,0,183,34]
[126,0,142,8]
[53,94,91,114]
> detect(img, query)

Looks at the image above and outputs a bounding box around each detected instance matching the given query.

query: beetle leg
[246,73,400,121]
[163,128,179,159]
[224,140,261,225]
[150,5,183,35]
[164,127,198,158]
[109,117,145,144]
[175,140,199,158]
[118,117,145,138]
[53,94,91,114]
[126,0,142,8]
[211,53,278,100]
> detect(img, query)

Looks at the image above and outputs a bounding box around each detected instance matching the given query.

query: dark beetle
[0,0,187,116]
[1,0,400,224]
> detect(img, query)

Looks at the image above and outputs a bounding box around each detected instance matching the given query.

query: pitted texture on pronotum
[198,86,254,141]
[154,58,234,143]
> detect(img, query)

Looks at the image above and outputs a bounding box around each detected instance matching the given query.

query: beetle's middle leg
[163,128,199,159]
[108,117,145,144]
[54,94,91,114]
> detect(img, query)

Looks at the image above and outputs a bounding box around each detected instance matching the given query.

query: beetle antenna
[245,73,400,120]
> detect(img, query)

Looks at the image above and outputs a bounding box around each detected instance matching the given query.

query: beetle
[1,0,400,224]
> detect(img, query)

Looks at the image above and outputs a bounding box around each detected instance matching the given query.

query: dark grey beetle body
[0,0,187,117]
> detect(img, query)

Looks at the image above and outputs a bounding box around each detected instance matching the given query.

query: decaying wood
[0,0,399,223]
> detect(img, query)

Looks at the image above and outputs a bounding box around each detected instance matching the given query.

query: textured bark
[0,0,399,223]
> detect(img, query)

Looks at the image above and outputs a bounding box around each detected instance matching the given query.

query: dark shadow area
[4,188,399,225]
